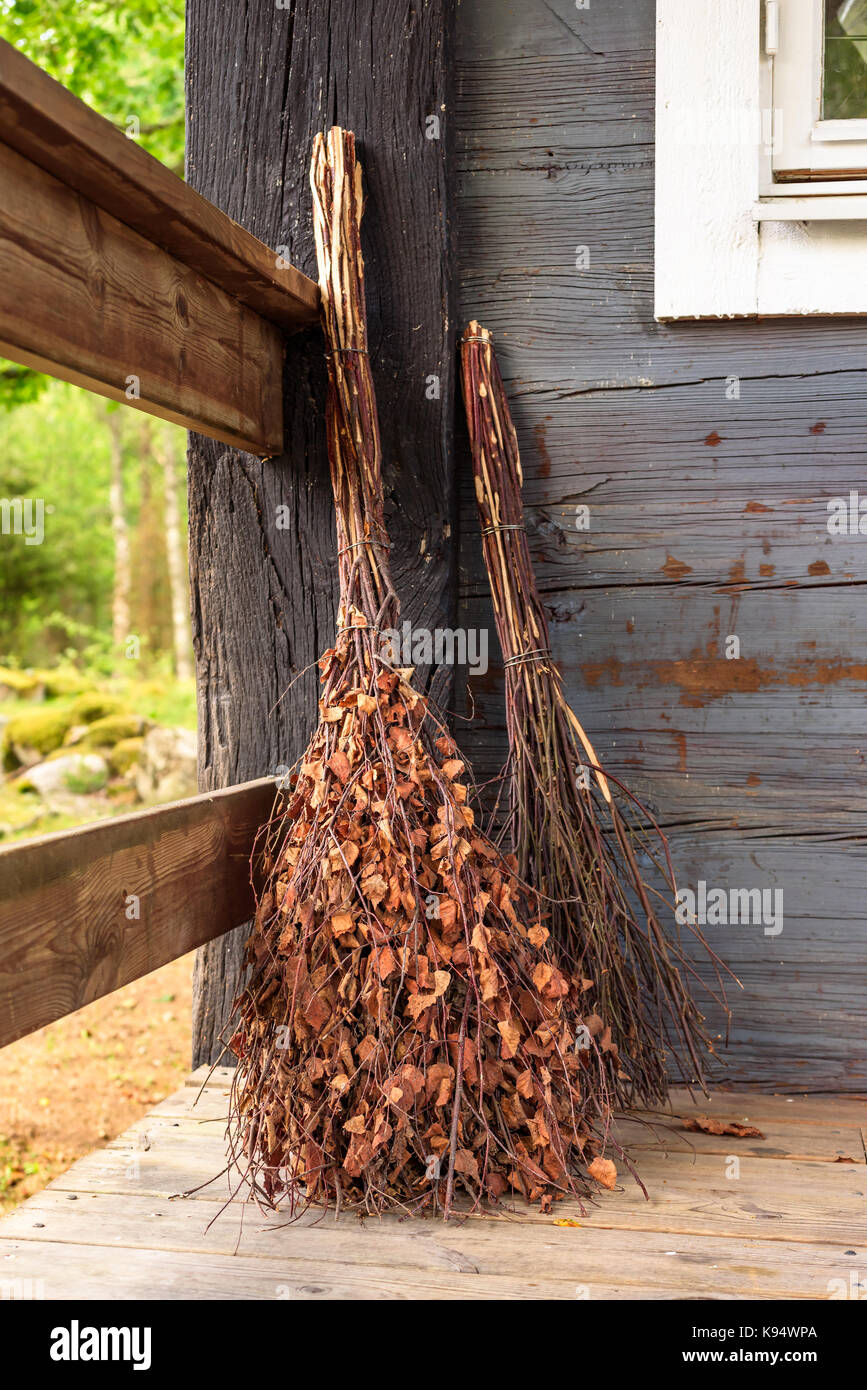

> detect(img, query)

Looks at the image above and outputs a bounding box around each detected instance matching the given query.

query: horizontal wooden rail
[0,777,278,1050]
[0,142,286,453]
[0,40,320,454]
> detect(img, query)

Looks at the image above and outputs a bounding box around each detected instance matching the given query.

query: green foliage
[1,0,185,168]
[0,385,189,669]
[127,676,196,729]
[63,764,109,795]
[0,363,47,411]
[34,668,93,698]
[0,386,115,661]
[0,2,193,722]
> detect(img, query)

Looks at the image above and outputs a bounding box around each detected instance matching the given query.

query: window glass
[824,0,867,119]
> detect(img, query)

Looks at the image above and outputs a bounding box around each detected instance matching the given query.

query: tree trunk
[157,424,193,680]
[106,407,130,652]
[186,0,457,1066]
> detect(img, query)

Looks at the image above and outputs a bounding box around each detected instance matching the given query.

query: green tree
[1,0,185,167]
[0,384,116,663]
[0,0,185,406]
[0,381,189,670]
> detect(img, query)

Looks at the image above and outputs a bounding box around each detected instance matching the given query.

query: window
[769,0,867,187]
[655,0,867,318]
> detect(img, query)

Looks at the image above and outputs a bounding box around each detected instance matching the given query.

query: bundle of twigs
[460,322,729,1107]
[225,133,622,1219]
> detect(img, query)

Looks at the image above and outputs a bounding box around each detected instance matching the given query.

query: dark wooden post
[186,0,457,1065]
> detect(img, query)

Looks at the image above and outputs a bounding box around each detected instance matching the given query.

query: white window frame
[656,0,867,318]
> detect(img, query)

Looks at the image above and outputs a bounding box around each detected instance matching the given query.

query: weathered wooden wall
[187,0,456,1065]
[186,0,866,1090]
[453,0,867,1089]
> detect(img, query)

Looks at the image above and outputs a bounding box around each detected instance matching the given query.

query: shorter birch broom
[460,322,730,1107]
[223,133,625,1220]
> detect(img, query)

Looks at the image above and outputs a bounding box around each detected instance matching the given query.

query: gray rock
[135,726,198,802]
[26,753,109,797]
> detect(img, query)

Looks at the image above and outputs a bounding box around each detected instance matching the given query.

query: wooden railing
[0,43,322,1053]
[0,39,319,455]
[0,778,276,1050]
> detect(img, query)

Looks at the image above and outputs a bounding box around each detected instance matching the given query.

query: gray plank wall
[453,0,867,1090]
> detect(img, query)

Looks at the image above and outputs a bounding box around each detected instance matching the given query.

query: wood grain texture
[613,1116,864,1163]
[0,38,318,332]
[0,1237,648,1301]
[0,778,275,1048]
[0,140,284,454]
[1,1076,861,1301]
[46,1079,867,1256]
[453,0,867,1088]
[0,1186,857,1300]
[186,0,457,1065]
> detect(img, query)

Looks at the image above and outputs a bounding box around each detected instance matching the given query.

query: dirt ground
[0,954,194,1213]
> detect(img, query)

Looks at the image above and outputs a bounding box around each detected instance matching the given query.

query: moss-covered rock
[3,707,75,765]
[108,735,145,775]
[0,667,45,702]
[69,691,127,724]
[35,668,91,698]
[61,723,91,748]
[0,784,44,836]
[79,714,147,749]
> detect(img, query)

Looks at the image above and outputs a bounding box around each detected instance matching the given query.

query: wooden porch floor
[1,1068,864,1300]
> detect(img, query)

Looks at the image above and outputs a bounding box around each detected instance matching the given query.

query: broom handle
[311,128,399,633]
[460,321,610,802]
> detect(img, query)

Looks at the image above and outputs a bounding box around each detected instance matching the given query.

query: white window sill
[753,197,867,220]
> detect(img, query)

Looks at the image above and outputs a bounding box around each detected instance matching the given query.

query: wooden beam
[0,777,276,1050]
[0,39,321,454]
[0,141,285,454]
[186,2,458,1065]
[0,40,319,334]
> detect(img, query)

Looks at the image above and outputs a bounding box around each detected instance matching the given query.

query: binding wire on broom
[460,321,732,1108]
[224,131,626,1220]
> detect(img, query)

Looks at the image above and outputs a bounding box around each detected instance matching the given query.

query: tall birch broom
[224,133,622,1220]
[460,322,730,1107]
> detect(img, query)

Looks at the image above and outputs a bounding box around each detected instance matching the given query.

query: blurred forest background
[0,0,197,1212]
[1,0,192,840]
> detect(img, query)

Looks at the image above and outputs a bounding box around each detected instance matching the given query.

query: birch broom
[224,133,623,1220]
[460,322,730,1107]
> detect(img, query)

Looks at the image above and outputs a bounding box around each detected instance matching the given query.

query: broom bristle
[460,321,733,1108]
[224,132,624,1219]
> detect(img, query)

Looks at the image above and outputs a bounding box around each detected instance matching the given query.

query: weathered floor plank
[44,1124,866,1246]
[1,1076,861,1299]
[0,1239,590,1301]
[1,1187,859,1301]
